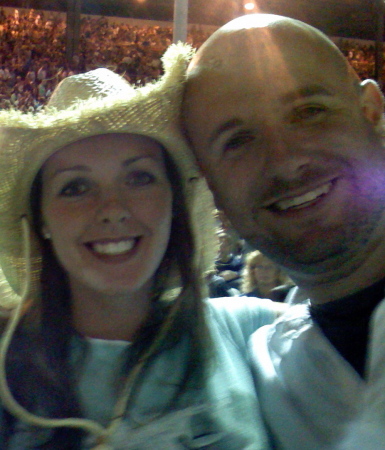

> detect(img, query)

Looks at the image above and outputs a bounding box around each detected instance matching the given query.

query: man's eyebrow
[281,85,333,104]
[208,118,243,147]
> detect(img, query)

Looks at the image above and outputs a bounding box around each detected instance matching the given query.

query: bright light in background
[244,2,256,11]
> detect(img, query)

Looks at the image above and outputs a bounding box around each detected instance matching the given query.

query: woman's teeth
[275,182,332,211]
[91,239,135,255]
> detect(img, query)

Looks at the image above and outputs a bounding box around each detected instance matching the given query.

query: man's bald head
[186,14,357,90]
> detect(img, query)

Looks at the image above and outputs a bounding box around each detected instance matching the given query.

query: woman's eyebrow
[49,155,159,181]
[122,156,149,167]
[49,165,90,180]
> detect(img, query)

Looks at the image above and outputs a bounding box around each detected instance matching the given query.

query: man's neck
[291,234,385,306]
[309,277,385,377]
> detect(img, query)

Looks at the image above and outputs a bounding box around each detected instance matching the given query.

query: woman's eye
[291,105,327,123]
[126,171,156,187]
[59,179,90,197]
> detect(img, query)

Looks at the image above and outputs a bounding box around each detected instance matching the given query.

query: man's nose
[264,133,312,180]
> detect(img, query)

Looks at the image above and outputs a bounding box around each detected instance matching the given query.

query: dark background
[0,0,378,40]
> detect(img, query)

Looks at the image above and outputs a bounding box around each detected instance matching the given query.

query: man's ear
[360,79,384,126]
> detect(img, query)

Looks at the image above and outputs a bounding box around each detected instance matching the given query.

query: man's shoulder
[206,296,277,343]
[248,303,314,357]
[259,303,312,336]
[206,296,275,317]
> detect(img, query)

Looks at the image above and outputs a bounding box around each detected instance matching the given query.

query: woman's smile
[86,237,138,257]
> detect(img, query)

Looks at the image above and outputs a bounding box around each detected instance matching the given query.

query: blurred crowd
[337,38,376,80]
[0,8,379,113]
[205,211,295,302]
[0,8,210,112]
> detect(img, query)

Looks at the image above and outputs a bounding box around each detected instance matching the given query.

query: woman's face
[41,133,173,300]
[252,259,280,287]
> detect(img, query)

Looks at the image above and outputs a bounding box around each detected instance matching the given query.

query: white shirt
[249,303,365,449]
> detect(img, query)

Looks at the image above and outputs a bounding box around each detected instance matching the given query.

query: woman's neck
[70,285,152,341]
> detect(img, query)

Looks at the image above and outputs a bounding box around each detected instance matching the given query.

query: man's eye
[126,171,155,187]
[60,179,90,197]
[224,132,255,152]
[291,105,327,123]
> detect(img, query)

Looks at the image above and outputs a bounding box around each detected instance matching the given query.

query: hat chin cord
[0,216,108,444]
[0,216,183,448]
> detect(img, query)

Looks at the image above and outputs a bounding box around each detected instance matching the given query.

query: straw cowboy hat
[0,43,216,312]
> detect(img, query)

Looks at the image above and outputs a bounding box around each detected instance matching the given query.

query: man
[215,231,243,292]
[182,13,385,450]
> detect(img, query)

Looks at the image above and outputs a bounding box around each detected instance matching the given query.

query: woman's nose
[96,193,131,225]
[100,208,130,224]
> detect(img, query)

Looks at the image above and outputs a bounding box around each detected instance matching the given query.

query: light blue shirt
[2,297,277,449]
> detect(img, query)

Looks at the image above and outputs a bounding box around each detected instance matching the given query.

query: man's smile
[267,181,334,212]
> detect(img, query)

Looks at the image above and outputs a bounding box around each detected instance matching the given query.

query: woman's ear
[360,79,384,126]
[41,225,51,240]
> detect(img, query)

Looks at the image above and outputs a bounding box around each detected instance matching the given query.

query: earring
[43,231,51,240]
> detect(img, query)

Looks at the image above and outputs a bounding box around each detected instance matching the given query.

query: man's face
[183,31,385,279]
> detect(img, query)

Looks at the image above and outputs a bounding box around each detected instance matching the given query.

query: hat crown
[47,68,134,110]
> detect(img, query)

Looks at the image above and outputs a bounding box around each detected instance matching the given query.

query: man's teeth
[275,182,332,211]
[91,240,135,255]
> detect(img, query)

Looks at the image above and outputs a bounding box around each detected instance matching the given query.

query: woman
[0,45,280,449]
[241,251,294,302]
